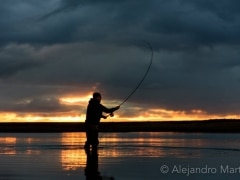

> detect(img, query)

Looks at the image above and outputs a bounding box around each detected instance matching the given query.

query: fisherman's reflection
[85,148,114,180]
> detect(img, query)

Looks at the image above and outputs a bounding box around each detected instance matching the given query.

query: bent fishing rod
[119,41,153,107]
[107,41,153,117]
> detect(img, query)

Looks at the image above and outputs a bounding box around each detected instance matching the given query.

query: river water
[1,132,240,180]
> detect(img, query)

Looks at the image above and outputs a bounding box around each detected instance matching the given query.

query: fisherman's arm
[101,105,120,114]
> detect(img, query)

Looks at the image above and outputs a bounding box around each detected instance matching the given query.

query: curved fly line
[119,41,153,107]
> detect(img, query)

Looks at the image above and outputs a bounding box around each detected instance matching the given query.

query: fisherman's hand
[115,106,120,110]
[102,115,108,119]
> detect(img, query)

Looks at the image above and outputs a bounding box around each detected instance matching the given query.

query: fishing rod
[107,41,153,117]
[119,41,153,107]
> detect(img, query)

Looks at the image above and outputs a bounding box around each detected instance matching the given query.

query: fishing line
[119,41,153,107]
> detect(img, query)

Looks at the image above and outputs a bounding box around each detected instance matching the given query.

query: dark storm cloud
[1,0,240,117]
[0,44,43,78]
[39,0,129,21]
[38,0,82,21]
[1,0,240,48]
[134,46,240,115]
[0,81,83,113]
[0,60,41,78]
[182,0,240,20]
[0,96,79,113]
[144,0,240,49]
[19,96,78,113]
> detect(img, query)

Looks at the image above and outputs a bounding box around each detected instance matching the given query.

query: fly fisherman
[84,92,120,150]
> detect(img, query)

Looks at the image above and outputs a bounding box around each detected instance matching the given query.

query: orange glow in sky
[1,93,240,122]
[0,109,240,122]
[60,93,92,105]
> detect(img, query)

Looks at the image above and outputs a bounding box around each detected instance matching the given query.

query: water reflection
[0,132,240,180]
[0,137,16,155]
[1,132,207,159]
[60,133,115,179]
[85,148,114,180]
[98,132,240,158]
[61,133,86,170]
[99,132,195,158]
[1,132,238,160]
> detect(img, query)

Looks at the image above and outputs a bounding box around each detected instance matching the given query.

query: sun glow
[1,108,240,122]
[1,93,240,122]
[0,112,85,122]
[60,93,92,105]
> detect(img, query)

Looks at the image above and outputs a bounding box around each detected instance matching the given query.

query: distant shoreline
[1,120,240,133]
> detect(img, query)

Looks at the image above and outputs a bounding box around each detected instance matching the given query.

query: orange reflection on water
[99,133,169,157]
[0,137,17,155]
[61,133,86,171]
[98,132,202,158]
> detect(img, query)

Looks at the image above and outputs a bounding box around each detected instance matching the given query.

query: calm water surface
[1,132,240,180]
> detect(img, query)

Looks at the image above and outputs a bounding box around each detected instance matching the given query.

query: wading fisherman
[84,92,120,150]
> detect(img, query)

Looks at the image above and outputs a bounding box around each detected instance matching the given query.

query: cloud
[0,60,40,78]
[182,0,240,21]
[38,0,83,21]
[144,0,240,49]
[100,44,240,116]
[1,41,240,116]
[38,0,132,21]
[1,0,240,49]
[0,95,80,113]
[22,96,78,113]
[0,44,43,78]
[1,0,240,119]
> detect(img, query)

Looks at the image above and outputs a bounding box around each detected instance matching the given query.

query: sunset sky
[1,0,240,122]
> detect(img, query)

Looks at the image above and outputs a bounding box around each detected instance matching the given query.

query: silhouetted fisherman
[84,92,120,149]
